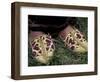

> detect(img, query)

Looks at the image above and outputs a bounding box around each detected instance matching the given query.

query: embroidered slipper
[59,25,88,53]
[29,31,55,64]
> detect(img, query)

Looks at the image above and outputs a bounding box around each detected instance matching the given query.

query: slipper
[59,25,88,53]
[29,31,55,64]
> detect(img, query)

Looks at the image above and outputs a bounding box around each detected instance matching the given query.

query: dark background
[28,15,81,37]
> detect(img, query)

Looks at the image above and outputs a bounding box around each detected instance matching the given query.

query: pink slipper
[29,31,55,64]
[59,25,88,53]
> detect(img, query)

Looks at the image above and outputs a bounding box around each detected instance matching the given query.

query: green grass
[28,17,88,66]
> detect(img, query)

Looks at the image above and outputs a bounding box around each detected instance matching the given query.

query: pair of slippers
[29,25,88,64]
